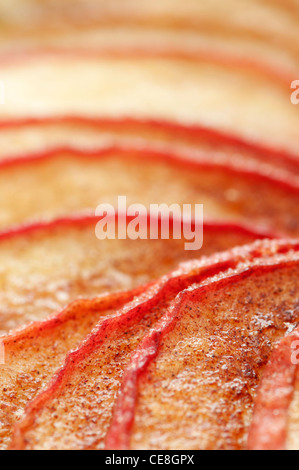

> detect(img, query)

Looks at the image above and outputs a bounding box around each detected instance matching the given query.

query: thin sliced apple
[0,147,298,235]
[105,241,299,450]
[0,288,142,450]
[0,0,297,77]
[2,236,252,450]
[9,240,299,450]
[1,0,297,37]
[0,119,298,175]
[0,27,296,86]
[0,54,297,153]
[0,213,268,336]
[248,327,299,450]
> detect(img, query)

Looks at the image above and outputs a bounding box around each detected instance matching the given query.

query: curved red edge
[0,145,297,204]
[10,243,242,450]
[248,328,299,450]
[9,239,298,449]
[0,47,292,88]
[0,211,278,245]
[0,117,298,173]
[1,286,145,349]
[0,212,278,341]
[105,250,299,450]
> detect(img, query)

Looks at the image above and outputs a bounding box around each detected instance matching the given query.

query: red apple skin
[105,240,299,450]
[9,239,299,450]
[0,211,274,335]
[248,328,299,450]
[0,145,298,235]
[0,117,298,174]
[0,216,274,449]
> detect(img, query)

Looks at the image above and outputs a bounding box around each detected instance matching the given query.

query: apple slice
[248,327,299,450]
[0,119,298,175]
[0,0,296,44]
[0,27,295,86]
[0,214,269,336]
[0,288,143,450]
[0,54,297,153]
[1,236,255,450]
[0,0,297,81]
[105,241,299,450]
[9,239,299,450]
[0,147,298,235]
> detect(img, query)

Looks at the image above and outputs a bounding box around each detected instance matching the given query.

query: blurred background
[0,0,297,152]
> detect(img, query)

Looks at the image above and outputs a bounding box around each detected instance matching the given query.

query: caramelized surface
[248,326,299,450]
[8,258,229,450]
[0,0,298,452]
[0,216,265,335]
[0,55,297,152]
[0,290,138,450]
[9,241,299,450]
[2,239,280,450]
[0,149,298,235]
[0,119,298,175]
[110,258,299,449]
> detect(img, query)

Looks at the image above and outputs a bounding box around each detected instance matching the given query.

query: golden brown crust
[125,262,299,449]
[0,214,268,336]
[0,148,297,235]
[9,240,299,450]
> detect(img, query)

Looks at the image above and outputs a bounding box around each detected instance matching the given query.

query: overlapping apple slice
[9,240,299,450]
[0,289,142,450]
[0,119,298,175]
[1,235,252,450]
[0,54,297,153]
[105,240,299,450]
[0,28,295,85]
[0,147,298,235]
[0,0,297,81]
[0,214,267,336]
[248,326,299,450]
[1,0,297,42]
